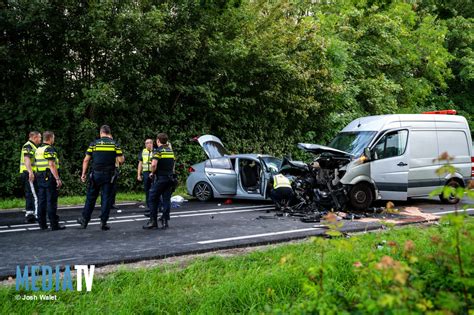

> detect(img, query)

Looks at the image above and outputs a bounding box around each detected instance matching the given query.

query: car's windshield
[261,157,282,173]
[328,131,377,156]
[202,141,227,158]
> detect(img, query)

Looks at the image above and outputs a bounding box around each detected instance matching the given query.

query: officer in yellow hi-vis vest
[77,125,124,231]
[143,133,177,230]
[35,131,65,230]
[270,173,294,210]
[137,138,154,210]
[19,131,42,223]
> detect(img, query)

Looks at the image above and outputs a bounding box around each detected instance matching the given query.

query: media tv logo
[16,265,95,292]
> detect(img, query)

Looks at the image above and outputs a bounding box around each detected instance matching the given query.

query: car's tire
[349,182,374,211]
[440,179,461,204]
[194,181,214,202]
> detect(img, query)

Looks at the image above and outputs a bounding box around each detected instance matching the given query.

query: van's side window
[373,130,408,160]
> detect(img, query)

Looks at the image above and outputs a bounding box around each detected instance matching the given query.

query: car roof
[226,153,274,159]
[343,114,468,132]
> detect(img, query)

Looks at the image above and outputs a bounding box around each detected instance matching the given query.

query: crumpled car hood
[297,143,354,158]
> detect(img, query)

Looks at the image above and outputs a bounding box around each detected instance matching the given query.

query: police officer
[35,131,65,230]
[137,139,154,210]
[143,133,176,230]
[270,173,293,210]
[19,131,41,223]
[77,125,124,231]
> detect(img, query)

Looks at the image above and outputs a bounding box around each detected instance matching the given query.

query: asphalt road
[0,198,473,279]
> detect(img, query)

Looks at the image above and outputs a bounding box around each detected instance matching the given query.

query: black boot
[100,221,110,231]
[160,218,169,229]
[143,218,158,229]
[39,223,48,230]
[51,222,66,231]
[25,214,37,224]
[77,217,88,229]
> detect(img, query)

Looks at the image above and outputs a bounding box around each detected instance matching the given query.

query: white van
[302,113,473,210]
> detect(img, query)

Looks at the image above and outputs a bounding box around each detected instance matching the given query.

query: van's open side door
[369,128,410,201]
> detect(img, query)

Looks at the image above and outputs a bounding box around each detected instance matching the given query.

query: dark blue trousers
[270,187,294,206]
[36,172,59,226]
[82,171,113,222]
[149,176,173,220]
[21,171,38,217]
[142,171,152,209]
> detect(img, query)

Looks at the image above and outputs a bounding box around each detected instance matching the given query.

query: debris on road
[171,195,186,203]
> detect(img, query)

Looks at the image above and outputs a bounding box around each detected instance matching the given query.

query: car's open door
[258,156,276,199]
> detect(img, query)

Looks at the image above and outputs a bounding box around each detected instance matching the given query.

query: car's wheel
[440,179,461,204]
[349,183,374,211]
[194,181,213,202]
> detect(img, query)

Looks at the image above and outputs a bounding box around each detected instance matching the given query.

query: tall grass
[0,185,190,210]
[1,219,472,314]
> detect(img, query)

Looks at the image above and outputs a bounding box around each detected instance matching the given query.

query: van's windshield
[328,131,377,156]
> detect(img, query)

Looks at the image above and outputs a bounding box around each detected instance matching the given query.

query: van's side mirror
[364,147,372,161]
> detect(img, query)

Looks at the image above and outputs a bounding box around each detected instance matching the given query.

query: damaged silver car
[186,135,282,201]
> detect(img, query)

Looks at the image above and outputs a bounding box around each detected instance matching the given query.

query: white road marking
[0,205,274,229]
[0,206,273,233]
[432,208,474,215]
[175,208,273,218]
[50,257,81,263]
[197,227,323,244]
[0,228,26,233]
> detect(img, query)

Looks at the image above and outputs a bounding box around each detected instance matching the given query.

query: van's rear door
[370,128,410,201]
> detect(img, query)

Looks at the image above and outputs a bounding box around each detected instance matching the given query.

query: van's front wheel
[439,179,461,204]
[349,183,374,211]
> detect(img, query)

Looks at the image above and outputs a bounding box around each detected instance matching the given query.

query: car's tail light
[188,167,195,173]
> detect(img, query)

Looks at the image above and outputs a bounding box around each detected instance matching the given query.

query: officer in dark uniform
[143,133,176,230]
[35,131,65,230]
[19,131,41,223]
[269,174,294,211]
[77,125,124,231]
[137,138,154,210]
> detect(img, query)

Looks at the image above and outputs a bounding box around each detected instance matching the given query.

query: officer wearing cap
[143,133,176,230]
[19,131,41,223]
[77,125,124,231]
[137,138,154,211]
[35,131,65,230]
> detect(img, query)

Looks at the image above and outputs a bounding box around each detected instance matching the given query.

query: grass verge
[1,216,472,313]
[0,185,191,210]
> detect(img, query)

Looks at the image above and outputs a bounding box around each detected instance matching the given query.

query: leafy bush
[1,0,472,198]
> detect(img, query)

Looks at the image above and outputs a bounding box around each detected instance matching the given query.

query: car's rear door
[205,158,237,195]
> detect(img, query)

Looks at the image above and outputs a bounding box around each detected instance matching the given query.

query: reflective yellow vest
[19,141,38,173]
[141,148,153,172]
[35,145,60,172]
[273,174,291,189]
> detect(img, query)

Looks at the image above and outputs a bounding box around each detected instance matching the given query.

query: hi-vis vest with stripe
[19,141,38,173]
[141,148,153,172]
[153,146,176,176]
[35,145,59,172]
[273,174,291,189]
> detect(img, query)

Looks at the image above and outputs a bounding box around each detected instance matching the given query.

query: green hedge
[1,0,472,198]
